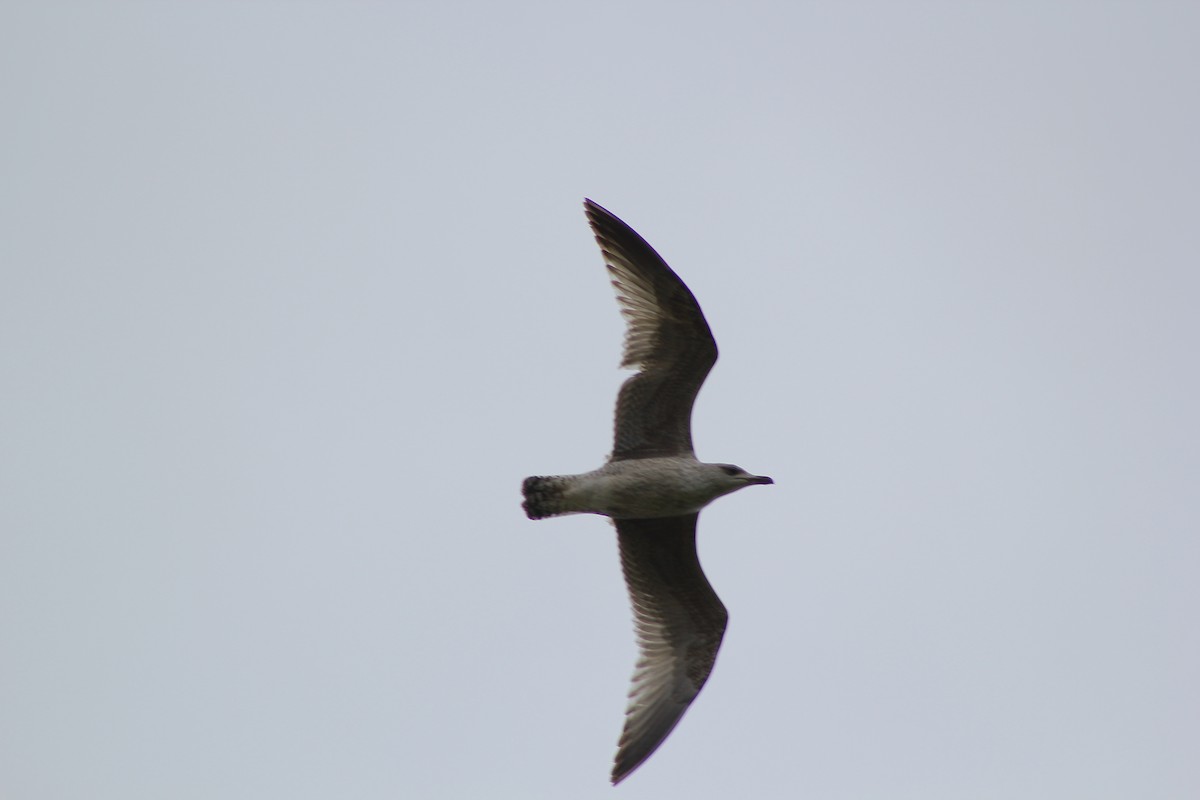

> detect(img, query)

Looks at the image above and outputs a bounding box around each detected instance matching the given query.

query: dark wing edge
[611,514,729,785]
[584,199,718,460]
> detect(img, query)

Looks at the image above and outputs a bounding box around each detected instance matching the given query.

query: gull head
[711,463,774,493]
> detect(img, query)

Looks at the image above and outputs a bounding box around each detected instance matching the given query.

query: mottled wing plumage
[584,199,718,460]
[611,514,728,785]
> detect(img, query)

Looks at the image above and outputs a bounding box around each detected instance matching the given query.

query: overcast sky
[2,2,1198,798]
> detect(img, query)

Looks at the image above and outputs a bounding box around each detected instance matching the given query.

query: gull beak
[747,475,774,485]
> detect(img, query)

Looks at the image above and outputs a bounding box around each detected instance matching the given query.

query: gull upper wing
[611,514,728,785]
[584,200,718,460]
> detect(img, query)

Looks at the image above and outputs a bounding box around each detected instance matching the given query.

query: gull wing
[611,514,728,784]
[584,200,718,460]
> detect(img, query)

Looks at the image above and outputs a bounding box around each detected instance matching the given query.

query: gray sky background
[2,3,1197,798]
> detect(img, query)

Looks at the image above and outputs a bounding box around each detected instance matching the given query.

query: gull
[522,199,773,785]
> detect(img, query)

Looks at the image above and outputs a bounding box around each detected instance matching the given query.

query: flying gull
[522,200,773,785]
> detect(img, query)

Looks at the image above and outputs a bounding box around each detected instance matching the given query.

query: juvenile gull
[522,200,773,785]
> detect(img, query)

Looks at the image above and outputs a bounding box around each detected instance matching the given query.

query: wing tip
[610,749,647,786]
[583,197,615,234]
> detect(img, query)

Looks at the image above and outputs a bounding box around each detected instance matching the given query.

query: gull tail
[522,475,572,520]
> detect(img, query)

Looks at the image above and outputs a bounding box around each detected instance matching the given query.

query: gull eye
[719,465,741,476]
